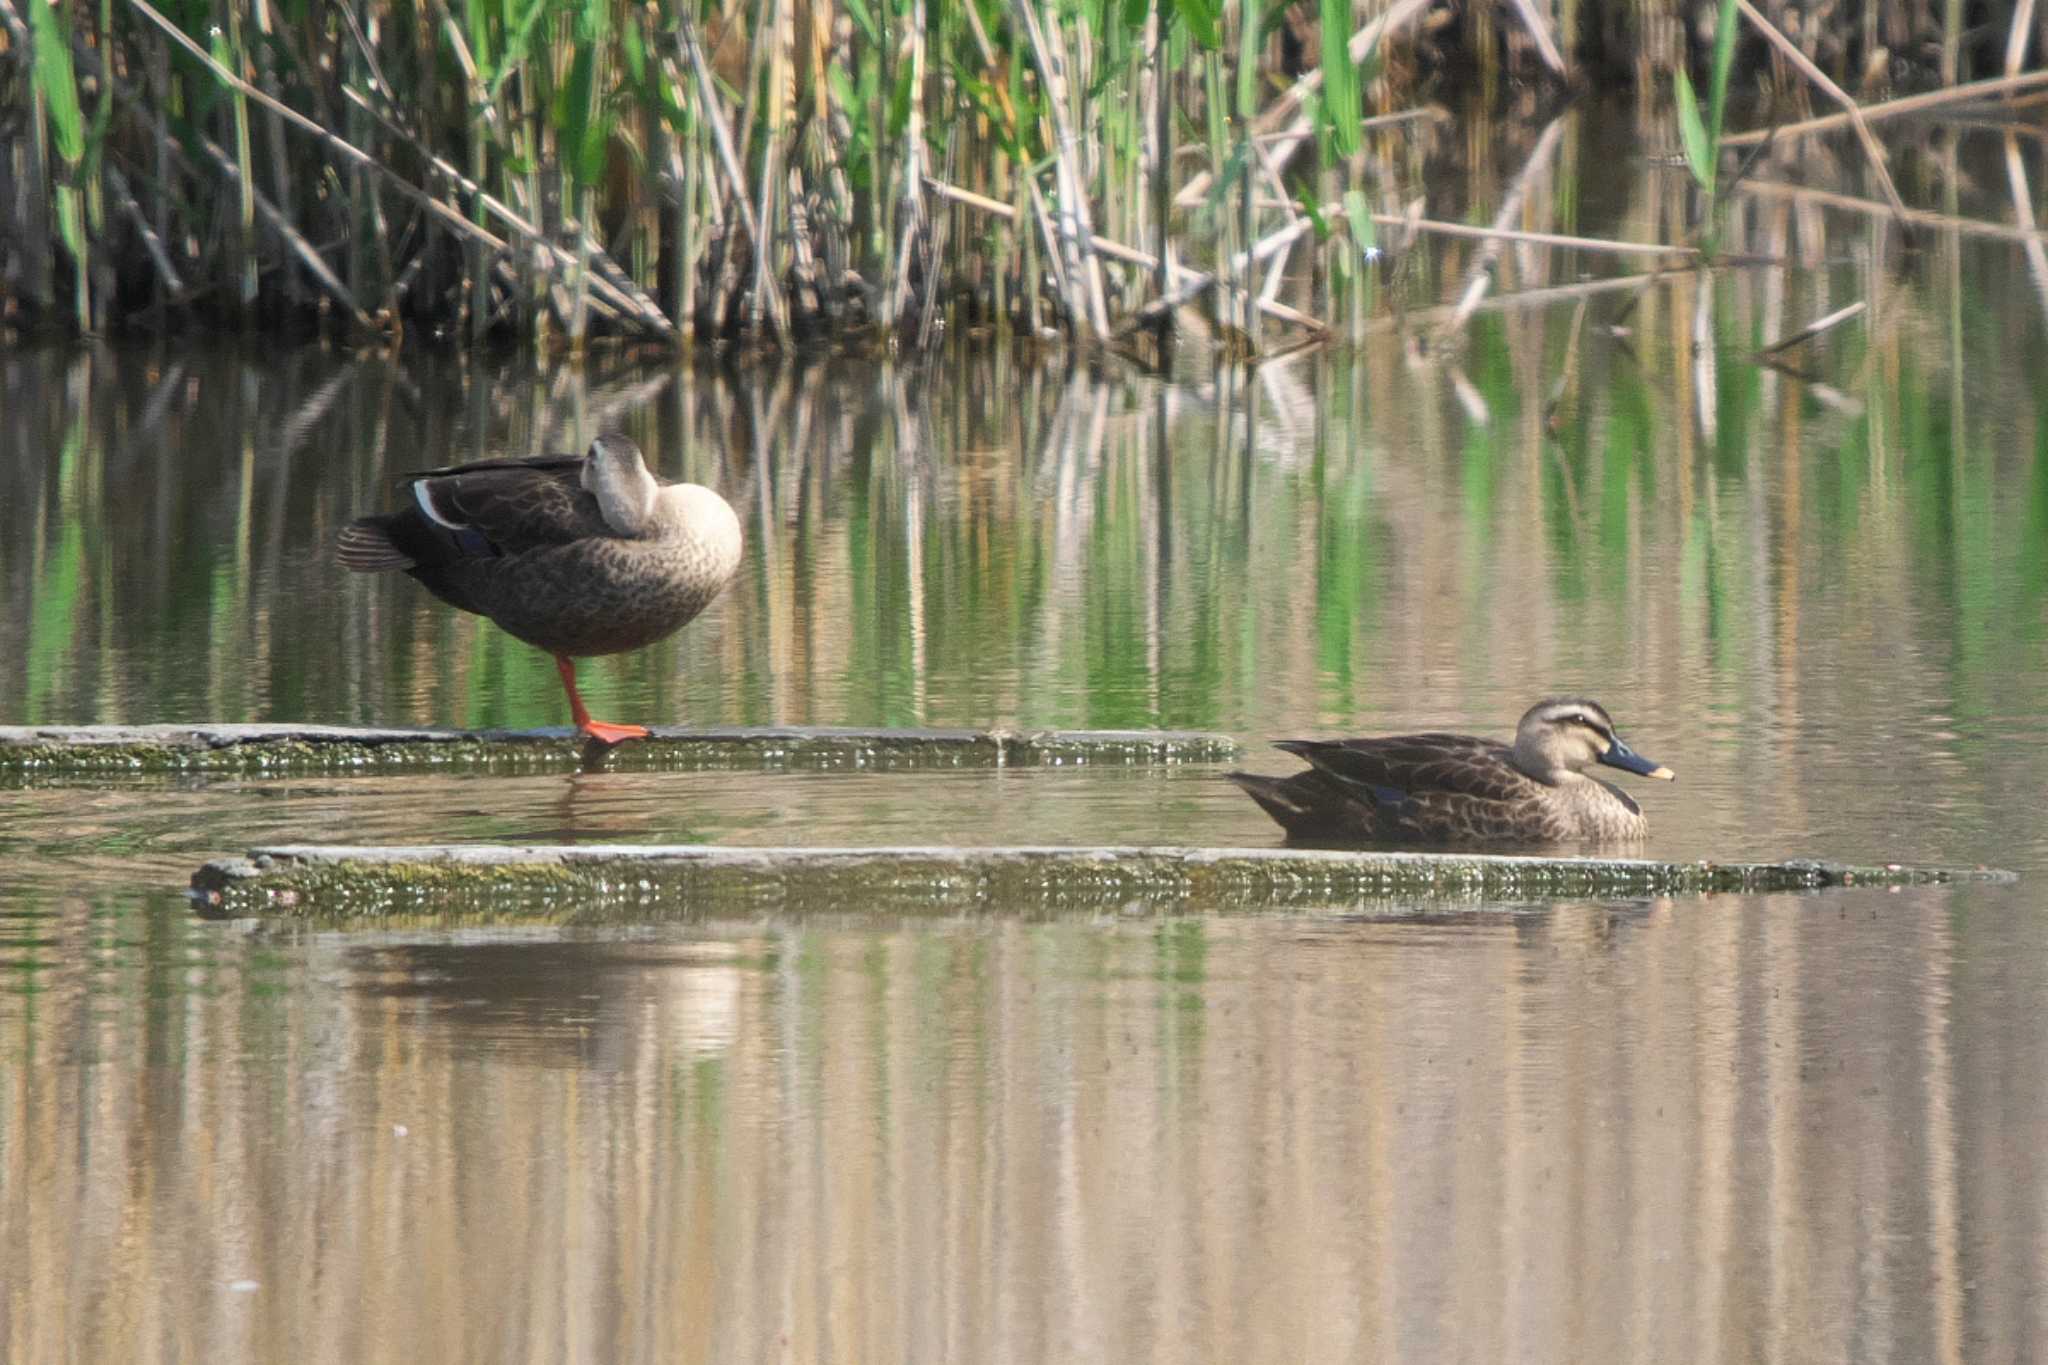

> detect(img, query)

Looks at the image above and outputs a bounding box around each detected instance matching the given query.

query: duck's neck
[1510,743,1574,787]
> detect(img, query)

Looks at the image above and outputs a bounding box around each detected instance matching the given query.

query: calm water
[5,114,2048,1362]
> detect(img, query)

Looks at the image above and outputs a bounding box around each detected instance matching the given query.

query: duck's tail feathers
[1225,771,1313,829]
[336,517,415,572]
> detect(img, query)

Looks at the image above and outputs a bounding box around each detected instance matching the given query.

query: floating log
[0,724,1240,774]
[189,843,2017,921]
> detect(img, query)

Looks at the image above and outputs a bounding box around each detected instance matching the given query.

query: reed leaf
[556,1,616,191]
[27,0,84,165]
[1175,0,1220,49]
[1673,66,1713,191]
[1320,0,1360,158]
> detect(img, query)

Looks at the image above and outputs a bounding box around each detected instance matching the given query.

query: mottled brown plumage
[338,434,743,744]
[1228,698,1675,845]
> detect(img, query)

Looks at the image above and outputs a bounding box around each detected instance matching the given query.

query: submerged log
[0,724,1240,774]
[190,842,2017,921]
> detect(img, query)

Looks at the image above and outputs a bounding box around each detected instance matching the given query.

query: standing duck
[1228,697,1674,845]
[337,433,743,745]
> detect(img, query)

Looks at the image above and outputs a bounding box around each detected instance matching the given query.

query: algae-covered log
[190,843,2017,922]
[0,724,1239,775]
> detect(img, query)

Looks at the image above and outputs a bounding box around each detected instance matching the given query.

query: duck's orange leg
[554,655,650,746]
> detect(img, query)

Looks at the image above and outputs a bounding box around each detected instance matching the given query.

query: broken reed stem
[1720,69,2048,145]
[1449,116,1568,333]
[1126,218,1319,330]
[1734,178,2048,243]
[1753,298,1867,356]
[1291,203,1701,259]
[1733,0,1907,222]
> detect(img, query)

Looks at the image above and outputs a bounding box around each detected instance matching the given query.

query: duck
[1227,697,1674,845]
[337,433,743,745]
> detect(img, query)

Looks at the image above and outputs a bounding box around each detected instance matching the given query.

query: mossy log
[190,842,2017,922]
[0,724,1239,774]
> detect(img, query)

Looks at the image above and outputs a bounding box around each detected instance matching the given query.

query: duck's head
[1514,697,1675,785]
[583,432,659,534]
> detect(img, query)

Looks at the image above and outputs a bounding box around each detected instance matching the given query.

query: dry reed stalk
[1378,269,1706,332]
[337,86,672,335]
[1173,0,1437,208]
[2008,0,2039,78]
[1449,116,1568,333]
[203,138,369,325]
[1143,0,1169,313]
[1542,297,1590,426]
[749,0,796,336]
[1734,178,2048,243]
[105,166,184,298]
[1720,69,2048,144]
[2004,133,2048,331]
[886,0,929,331]
[1125,217,1317,328]
[430,6,492,344]
[956,0,1074,319]
[252,0,297,310]
[1752,298,1866,356]
[1249,108,1446,142]
[121,0,661,336]
[924,176,1325,331]
[1012,0,1110,335]
[674,17,789,340]
[1502,0,1568,78]
[1734,0,1907,222]
[1292,202,1701,259]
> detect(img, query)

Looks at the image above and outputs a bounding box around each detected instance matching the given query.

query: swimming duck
[1227,697,1674,844]
[337,433,743,745]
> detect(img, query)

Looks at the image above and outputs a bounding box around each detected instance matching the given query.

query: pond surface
[5,112,2048,1362]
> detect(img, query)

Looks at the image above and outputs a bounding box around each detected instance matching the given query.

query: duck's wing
[1278,733,1522,800]
[400,455,606,556]
[1275,733,1551,840]
[339,455,601,572]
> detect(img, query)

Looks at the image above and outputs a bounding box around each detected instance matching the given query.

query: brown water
[5,113,2048,1362]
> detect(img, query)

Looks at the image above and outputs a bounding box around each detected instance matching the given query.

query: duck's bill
[1601,738,1676,781]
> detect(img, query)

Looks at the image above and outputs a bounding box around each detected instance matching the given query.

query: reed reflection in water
[4,219,2047,869]
[6,888,2046,1363]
